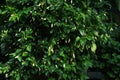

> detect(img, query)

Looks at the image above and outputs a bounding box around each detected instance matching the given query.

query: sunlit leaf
[91,42,97,53]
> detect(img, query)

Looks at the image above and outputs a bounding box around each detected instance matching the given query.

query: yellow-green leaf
[91,43,97,53]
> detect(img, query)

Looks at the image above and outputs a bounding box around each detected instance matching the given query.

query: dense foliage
[0,0,120,80]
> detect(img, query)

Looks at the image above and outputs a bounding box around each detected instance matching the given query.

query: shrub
[0,0,120,80]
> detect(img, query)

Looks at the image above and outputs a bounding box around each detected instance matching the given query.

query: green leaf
[9,14,20,21]
[80,38,86,46]
[75,36,80,42]
[22,61,28,66]
[16,55,22,62]
[83,60,92,68]
[15,49,22,54]
[80,13,86,22]
[26,45,31,52]
[22,52,28,57]
[0,69,2,74]
[47,0,51,4]
[79,30,85,36]
[0,9,2,14]
[86,36,93,41]
[91,42,97,53]
[63,73,67,79]
[93,31,99,36]
[16,74,20,80]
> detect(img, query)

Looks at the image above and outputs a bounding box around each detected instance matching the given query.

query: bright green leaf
[26,45,31,52]
[22,52,28,57]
